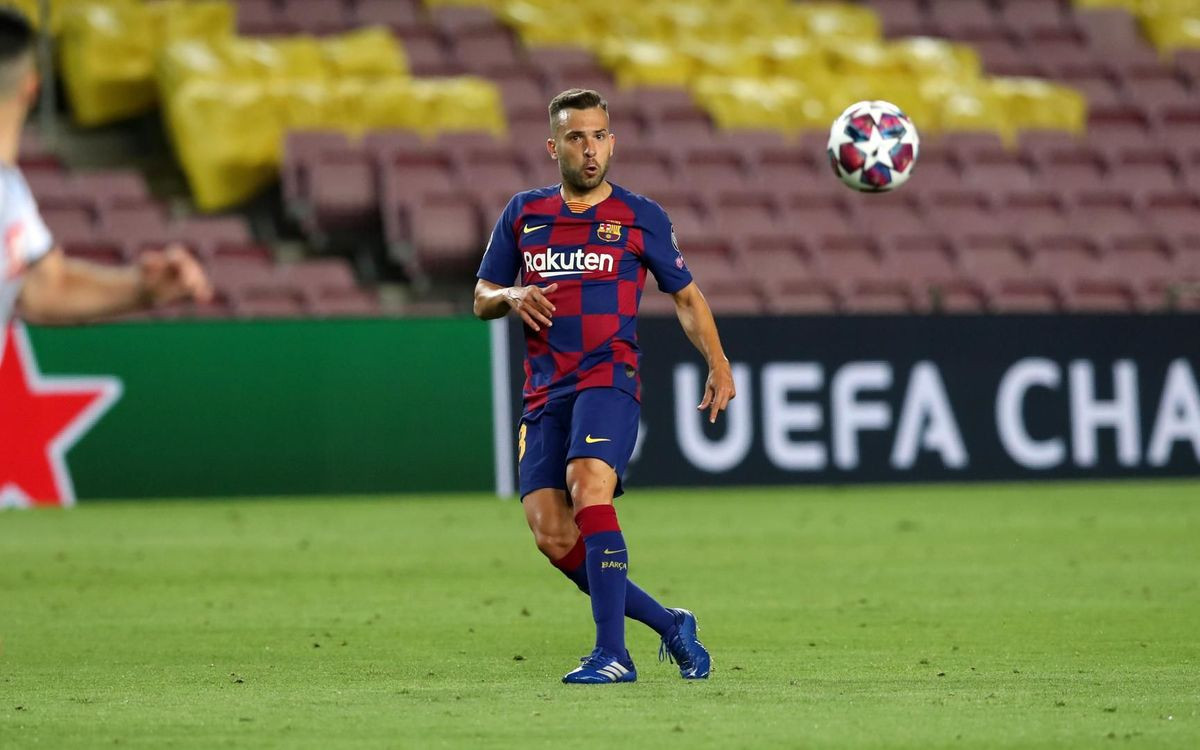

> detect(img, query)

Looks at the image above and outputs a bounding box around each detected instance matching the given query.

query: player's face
[549,106,615,194]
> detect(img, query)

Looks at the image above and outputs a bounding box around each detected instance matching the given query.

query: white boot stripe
[609,662,628,676]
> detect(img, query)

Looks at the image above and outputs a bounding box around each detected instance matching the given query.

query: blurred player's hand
[139,244,214,306]
[505,283,558,331]
[698,359,735,424]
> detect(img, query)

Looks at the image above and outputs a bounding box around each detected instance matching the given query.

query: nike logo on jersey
[523,223,548,234]
[603,548,626,555]
[584,435,611,443]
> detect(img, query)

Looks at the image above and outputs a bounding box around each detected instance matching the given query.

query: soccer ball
[827,100,920,192]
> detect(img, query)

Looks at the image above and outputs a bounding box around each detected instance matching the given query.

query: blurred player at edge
[474,89,735,684]
[0,7,212,330]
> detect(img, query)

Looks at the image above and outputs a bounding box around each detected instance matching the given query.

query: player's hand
[505,283,558,332]
[138,244,214,307]
[698,358,735,424]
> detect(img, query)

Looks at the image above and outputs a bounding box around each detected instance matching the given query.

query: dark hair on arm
[548,88,608,132]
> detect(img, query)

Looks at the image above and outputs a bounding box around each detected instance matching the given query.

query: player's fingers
[518,308,540,332]
[697,384,714,411]
[528,287,556,313]
[527,306,553,327]
[543,282,559,295]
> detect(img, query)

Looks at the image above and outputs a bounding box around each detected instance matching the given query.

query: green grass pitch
[2,482,1198,749]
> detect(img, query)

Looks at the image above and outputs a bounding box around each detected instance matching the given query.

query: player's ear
[546,137,557,160]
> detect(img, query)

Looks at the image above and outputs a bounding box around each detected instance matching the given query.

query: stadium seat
[931,278,989,313]
[279,256,359,300]
[1038,145,1109,192]
[353,0,428,36]
[397,30,456,76]
[863,0,927,37]
[236,0,286,36]
[880,233,960,285]
[1112,148,1182,195]
[104,204,171,253]
[1018,27,1091,68]
[676,146,753,201]
[998,0,1071,35]
[309,288,383,317]
[453,147,529,200]
[1142,192,1200,246]
[1158,105,1200,148]
[1050,61,1123,107]
[1028,233,1103,278]
[767,278,842,315]
[279,0,350,36]
[610,151,678,198]
[409,192,483,276]
[777,192,851,243]
[926,0,998,38]
[1119,64,1193,111]
[452,29,521,76]
[1103,233,1177,287]
[1069,191,1147,237]
[711,191,780,240]
[987,277,1062,312]
[168,216,255,261]
[655,193,710,247]
[73,170,150,211]
[956,233,1030,281]
[996,191,1073,241]
[63,241,125,266]
[1061,277,1139,313]
[926,191,1005,239]
[752,146,823,194]
[430,4,504,37]
[306,151,378,234]
[739,233,812,292]
[963,148,1038,194]
[1086,105,1155,154]
[1076,8,1152,60]
[845,191,927,236]
[811,233,887,285]
[842,279,919,314]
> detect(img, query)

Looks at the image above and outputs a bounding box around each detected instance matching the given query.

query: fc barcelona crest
[596,221,622,243]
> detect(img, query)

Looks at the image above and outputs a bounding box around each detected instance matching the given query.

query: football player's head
[0,6,38,109]
[547,88,615,194]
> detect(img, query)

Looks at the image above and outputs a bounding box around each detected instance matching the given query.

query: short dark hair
[548,88,607,132]
[0,5,35,94]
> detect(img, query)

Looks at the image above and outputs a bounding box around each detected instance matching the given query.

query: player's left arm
[17,245,213,325]
[670,281,735,423]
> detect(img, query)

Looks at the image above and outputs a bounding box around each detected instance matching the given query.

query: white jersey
[0,164,54,327]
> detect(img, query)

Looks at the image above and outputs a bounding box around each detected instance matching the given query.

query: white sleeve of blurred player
[0,164,55,327]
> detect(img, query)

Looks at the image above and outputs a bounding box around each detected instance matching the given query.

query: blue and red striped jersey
[477,183,692,416]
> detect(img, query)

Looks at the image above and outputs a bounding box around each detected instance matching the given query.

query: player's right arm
[474,193,557,331]
[473,279,558,331]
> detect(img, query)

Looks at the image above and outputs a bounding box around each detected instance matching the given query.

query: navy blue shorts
[518,387,640,501]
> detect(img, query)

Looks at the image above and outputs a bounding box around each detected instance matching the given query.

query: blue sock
[554,538,675,636]
[576,505,628,655]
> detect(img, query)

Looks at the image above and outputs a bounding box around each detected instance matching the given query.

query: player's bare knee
[566,458,616,507]
[531,525,577,560]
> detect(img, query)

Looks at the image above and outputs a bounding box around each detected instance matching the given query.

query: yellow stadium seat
[425,76,506,135]
[1141,12,1200,53]
[679,40,769,80]
[989,77,1088,135]
[888,37,982,84]
[58,2,156,126]
[321,26,408,78]
[166,78,281,210]
[600,39,693,88]
[693,76,795,132]
[145,0,233,43]
[355,77,436,133]
[789,3,882,42]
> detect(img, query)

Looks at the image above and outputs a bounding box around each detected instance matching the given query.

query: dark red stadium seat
[863,0,927,37]
[1017,129,1084,160]
[740,234,812,293]
[811,233,887,284]
[648,106,715,154]
[306,152,378,233]
[956,234,1030,282]
[1177,49,1200,87]
[1061,277,1138,313]
[1157,104,1200,148]
[655,193,710,246]
[752,146,823,194]
[236,0,287,36]
[397,30,456,76]
[768,278,841,315]
[1076,8,1161,65]
[988,278,1062,313]
[168,216,254,260]
[844,191,927,236]
[1019,27,1092,68]
[927,0,999,38]
[235,294,308,318]
[353,0,427,35]
[309,289,383,317]
[933,131,1006,163]
[1102,233,1176,287]
[279,0,348,35]
[677,146,753,201]
[632,87,700,125]
[880,233,959,284]
[1069,191,1146,236]
[1142,192,1200,245]
[999,0,1071,35]
[1086,105,1155,154]
[453,146,529,199]
[677,238,744,285]
[711,191,780,240]
[490,70,550,116]
[996,191,1072,240]
[609,151,678,199]
[430,4,503,37]
[283,130,354,217]
[1038,145,1108,192]
[904,149,963,193]
[409,193,484,276]
[1119,64,1193,111]
[778,192,851,243]
[1111,147,1182,195]
[932,278,989,313]
[73,170,149,210]
[525,46,604,81]
[104,203,169,248]
[279,257,360,304]
[963,148,1038,194]
[1050,62,1123,107]
[702,284,767,316]
[452,29,521,76]
[842,279,919,314]
[42,202,98,246]
[380,150,459,250]
[959,29,1032,74]
[719,129,790,165]
[638,289,678,316]
[926,190,1004,238]
[1028,233,1102,278]
[211,242,274,265]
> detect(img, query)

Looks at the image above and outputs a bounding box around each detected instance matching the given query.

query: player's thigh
[566,388,640,502]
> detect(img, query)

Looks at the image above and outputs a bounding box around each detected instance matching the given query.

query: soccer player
[1,7,212,328]
[473,89,735,684]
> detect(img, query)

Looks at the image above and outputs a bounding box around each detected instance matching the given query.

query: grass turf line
[1,482,1197,749]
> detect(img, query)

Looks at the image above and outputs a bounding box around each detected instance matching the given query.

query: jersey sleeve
[3,170,54,271]
[640,200,693,294]
[476,194,522,286]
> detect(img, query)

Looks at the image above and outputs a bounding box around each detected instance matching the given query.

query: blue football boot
[562,647,637,684]
[659,608,711,679]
